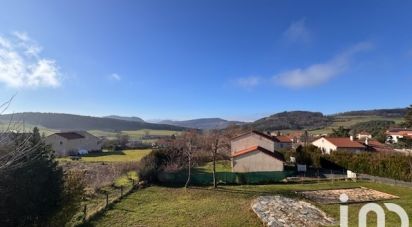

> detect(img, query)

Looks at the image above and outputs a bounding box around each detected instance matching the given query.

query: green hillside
[308,115,403,135]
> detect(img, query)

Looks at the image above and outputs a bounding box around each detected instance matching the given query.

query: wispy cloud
[108,73,121,81]
[234,76,261,90]
[283,18,311,43]
[273,42,373,88]
[0,32,60,88]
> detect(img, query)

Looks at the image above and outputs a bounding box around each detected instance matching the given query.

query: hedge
[326,151,412,182]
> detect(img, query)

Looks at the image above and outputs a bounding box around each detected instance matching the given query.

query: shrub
[114,176,130,188]
[127,171,139,181]
[138,150,168,182]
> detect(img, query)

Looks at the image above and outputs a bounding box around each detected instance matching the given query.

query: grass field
[88,129,180,140]
[58,149,151,162]
[308,115,403,135]
[85,181,412,226]
[195,160,232,172]
[0,120,180,141]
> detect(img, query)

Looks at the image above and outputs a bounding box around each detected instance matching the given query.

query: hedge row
[326,151,412,182]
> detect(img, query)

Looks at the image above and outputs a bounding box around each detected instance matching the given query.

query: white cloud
[273,42,373,88]
[234,76,261,89]
[108,73,121,81]
[283,18,311,43]
[0,32,60,88]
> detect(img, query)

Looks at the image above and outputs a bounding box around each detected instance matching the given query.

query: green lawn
[85,181,412,226]
[58,149,151,162]
[196,160,232,173]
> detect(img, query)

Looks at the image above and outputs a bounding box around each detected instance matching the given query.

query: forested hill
[0,112,186,131]
[334,108,407,117]
[159,118,244,130]
[249,111,332,131]
[104,115,145,123]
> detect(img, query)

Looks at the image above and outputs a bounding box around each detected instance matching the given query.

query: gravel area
[298,187,399,204]
[251,196,335,227]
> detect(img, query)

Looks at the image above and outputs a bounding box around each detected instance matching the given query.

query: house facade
[232,146,284,172]
[312,136,366,154]
[386,128,412,143]
[45,131,102,156]
[273,135,293,149]
[231,131,285,172]
[357,131,372,140]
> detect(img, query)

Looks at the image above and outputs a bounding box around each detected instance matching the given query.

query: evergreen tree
[330,126,350,137]
[0,128,64,226]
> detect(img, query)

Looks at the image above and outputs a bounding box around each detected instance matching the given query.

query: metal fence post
[83,204,87,221]
[106,193,109,207]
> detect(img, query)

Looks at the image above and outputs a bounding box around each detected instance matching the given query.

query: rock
[251,196,336,227]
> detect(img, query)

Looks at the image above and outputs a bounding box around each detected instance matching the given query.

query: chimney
[350,135,354,141]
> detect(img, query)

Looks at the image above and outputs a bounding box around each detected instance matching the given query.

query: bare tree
[0,96,44,173]
[203,130,230,188]
[182,130,198,189]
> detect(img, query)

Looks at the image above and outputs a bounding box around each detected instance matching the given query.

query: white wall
[312,138,337,155]
[231,133,274,153]
[232,150,284,172]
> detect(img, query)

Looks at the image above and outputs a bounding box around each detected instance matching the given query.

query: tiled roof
[274,135,292,143]
[387,128,412,132]
[324,137,366,149]
[364,140,394,153]
[232,146,285,161]
[55,132,85,140]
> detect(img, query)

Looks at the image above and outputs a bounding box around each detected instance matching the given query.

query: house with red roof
[231,131,285,172]
[312,136,366,154]
[273,135,293,149]
[386,128,412,143]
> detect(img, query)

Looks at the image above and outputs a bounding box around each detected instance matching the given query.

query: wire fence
[71,181,142,227]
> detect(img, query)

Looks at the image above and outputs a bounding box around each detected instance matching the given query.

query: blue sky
[1,1,412,121]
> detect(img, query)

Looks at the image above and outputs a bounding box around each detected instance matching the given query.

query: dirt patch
[297,187,399,204]
[251,196,335,227]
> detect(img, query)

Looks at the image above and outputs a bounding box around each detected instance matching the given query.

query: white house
[312,136,366,154]
[386,128,412,143]
[45,131,102,156]
[357,131,372,140]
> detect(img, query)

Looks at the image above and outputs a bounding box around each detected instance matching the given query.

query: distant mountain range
[158,118,245,130]
[0,107,407,132]
[104,115,144,122]
[0,112,185,131]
